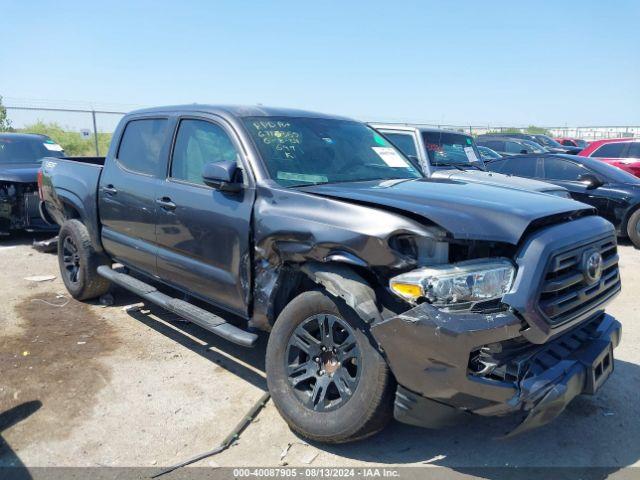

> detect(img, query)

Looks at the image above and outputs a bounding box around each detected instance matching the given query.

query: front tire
[627,209,640,249]
[58,219,111,300]
[266,290,394,443]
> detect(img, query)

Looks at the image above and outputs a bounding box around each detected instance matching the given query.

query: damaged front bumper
[371,302,621,435]
[0,183,56,235]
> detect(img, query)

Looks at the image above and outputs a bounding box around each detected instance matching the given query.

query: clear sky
[2,0,639,127]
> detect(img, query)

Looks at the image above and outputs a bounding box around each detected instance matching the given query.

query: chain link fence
[2,102,639,156]
[3,102,128,156]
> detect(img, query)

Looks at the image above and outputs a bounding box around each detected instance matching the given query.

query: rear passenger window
[627,142,640,158]
[481,140,504,151]
[117,119,169,176]
[543,158,588,181]
[499,158,537,177]
[171,119,239,186]
[383,132,418,158]
[591,142,627,158]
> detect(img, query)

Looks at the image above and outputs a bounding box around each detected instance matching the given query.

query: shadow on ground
[110,283,640,479]
[0,401,41,479]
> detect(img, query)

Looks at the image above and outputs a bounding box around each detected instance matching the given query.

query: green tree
[20,121,112,156]
[524,125,551,135]
[0,95,13,132]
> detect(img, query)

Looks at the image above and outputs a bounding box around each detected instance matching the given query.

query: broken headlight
[389,258,515,307]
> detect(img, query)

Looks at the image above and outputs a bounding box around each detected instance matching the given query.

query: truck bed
[40,156,105,249]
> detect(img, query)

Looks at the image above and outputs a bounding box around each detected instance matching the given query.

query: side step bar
[97,266,258,348]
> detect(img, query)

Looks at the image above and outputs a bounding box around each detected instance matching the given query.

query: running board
[96,266,258,348]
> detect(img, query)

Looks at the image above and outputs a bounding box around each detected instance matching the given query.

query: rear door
[155,116,255,317]
[98,116,172,276]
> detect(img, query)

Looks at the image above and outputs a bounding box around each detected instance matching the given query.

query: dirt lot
[1,232,639,476]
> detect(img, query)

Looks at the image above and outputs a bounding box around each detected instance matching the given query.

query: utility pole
[91,110,100,156]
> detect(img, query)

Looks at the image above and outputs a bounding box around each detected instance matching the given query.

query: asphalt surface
[0,232,639,478]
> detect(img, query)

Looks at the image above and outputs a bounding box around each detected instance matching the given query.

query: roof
[0,132,50,141]
[128,104,353,121]
[369,123,472,136]
[476,136,531,143]
[491,152,603,166]
[587,137,639,146]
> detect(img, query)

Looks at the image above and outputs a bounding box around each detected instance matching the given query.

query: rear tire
[266,290,394,443]
[627,209,640,249]
[58,219,111,300]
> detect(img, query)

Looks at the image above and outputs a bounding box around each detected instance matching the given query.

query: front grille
[538,236,620,326]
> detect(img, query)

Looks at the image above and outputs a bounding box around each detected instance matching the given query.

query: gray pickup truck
[371,123,571,197]
[40,105,621,443]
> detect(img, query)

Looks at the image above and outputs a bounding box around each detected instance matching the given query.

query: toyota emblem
[582,250,603,284]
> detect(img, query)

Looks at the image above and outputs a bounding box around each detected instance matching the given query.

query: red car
[578,138,640,178]
[555,137,589,149]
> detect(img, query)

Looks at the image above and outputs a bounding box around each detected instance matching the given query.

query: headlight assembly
[389,258,515,307]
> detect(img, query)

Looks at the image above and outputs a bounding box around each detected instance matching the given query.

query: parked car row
[34,104,622,444]
[486,153,640,248]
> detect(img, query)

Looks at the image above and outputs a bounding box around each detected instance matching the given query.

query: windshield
[0,137,64,163]
[422,131,483,166]
[520,139,547,153]
[535,135,564,148]
[243,117,421,187]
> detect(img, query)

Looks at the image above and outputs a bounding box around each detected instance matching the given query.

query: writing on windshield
[243,117,421,187]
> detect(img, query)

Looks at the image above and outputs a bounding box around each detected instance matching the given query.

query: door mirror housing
[202,161,242,192]
[578,173,604,189]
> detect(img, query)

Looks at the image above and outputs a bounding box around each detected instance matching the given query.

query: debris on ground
[99,293,115,307]
[152,392,271,478]
[30,295,70,308]
[32,236,59,253]
[122,303,145,313]
[24,275,56,282]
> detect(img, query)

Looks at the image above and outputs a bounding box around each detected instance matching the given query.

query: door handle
[102,185,118,195]
[156,197,177,211]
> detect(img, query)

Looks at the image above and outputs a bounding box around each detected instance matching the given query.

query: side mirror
[520,149,529,154]
[202,161,242,192]
[578,173,604,189]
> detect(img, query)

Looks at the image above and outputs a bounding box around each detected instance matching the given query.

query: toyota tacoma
[40,105,621,443]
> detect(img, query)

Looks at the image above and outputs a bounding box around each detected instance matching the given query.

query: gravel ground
[1,232,639,477]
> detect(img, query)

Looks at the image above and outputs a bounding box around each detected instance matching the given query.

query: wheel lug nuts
[314,357,320,362]
[321,346,326,352]
[319,370,325,376]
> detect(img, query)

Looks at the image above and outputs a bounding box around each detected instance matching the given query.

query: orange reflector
[390,283,422,299]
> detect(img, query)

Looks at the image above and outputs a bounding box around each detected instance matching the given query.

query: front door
[155,117,254,317]
[541,157,611,220]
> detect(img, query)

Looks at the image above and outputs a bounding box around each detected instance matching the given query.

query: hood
[431,169,566,193]
[0,163,40,183]
[298,178,593,244]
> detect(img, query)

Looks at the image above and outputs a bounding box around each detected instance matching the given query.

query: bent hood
[0,163,40,183]
[298,178,593,244]
[431,169,567,194]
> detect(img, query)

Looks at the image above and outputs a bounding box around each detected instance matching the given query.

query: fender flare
[300,262,383,324]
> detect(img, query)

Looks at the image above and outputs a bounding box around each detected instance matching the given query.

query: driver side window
[171,119,239,186]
